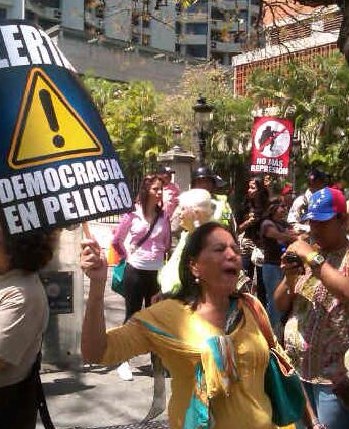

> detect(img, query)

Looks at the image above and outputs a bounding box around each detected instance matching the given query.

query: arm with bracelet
[276,187,349,428]
[285,238,349,304]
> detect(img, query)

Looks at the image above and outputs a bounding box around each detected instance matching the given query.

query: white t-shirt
[0,270,49,387]
[287,190,312,232]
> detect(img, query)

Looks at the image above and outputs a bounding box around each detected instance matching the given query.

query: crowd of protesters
[3,158,349,429]
[80,163,349,429]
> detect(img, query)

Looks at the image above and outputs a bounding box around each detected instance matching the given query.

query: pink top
[163,182,180,219]
[112,205,171,271]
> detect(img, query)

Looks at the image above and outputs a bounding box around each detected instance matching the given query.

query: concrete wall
[42,221,116,368]
[104,0,132,41]
[61,0,84,32]
[42,226,84,368]
[150,2,176,52]
[58,29,186,93]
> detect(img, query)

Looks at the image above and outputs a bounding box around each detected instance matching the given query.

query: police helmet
[191,166,215,184]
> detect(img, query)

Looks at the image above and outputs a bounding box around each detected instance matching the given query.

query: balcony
[212,0,250,10]
[179,12,209,23]
[180,34,208,45]
[210,40,242,53]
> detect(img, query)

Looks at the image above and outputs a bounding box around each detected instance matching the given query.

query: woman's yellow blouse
[101,299,295,429]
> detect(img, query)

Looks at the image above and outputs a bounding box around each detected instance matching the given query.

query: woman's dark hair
[4,228,60,271]
[266,198,283,218]
[135,174,164,216]
[252,176,265,192]
[237,177,269,223]
[173,222,232,308]
[250,177,270,214]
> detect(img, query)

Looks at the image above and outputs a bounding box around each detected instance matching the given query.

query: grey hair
[178,189,214,217]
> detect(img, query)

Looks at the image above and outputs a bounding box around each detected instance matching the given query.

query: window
[186,44,207,58]
[132,34,140,44]
[186,23,207,35]
[142,34,150,46]
[38,0,60,7]
[211,7,224,20]
[0,8,6,19]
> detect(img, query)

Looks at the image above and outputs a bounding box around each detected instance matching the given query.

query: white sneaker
[117,361,133,381]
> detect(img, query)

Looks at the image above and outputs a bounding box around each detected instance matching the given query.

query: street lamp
[172,125,183,151]
[192,95,214,165]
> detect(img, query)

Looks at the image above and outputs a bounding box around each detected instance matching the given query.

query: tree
[247,52,349,183]
[83,76,169,192]
[83,61,256,194]
[154,62,254,189]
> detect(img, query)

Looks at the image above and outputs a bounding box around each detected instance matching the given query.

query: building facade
[0,0,260,65]
[0,0,61,28]
[232,3,342,96]
[176,0,260,65]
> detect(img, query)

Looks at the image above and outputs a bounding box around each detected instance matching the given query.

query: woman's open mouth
[223,267,238,276]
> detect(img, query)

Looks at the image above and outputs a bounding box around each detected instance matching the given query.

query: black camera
[284,252,303,267]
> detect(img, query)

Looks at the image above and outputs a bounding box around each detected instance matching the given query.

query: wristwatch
[305,251,325,268]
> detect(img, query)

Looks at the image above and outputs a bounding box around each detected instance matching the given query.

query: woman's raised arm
[80,238,108,363]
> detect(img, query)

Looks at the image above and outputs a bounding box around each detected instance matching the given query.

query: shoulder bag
[242,293,306,426]
[111,212,160,296]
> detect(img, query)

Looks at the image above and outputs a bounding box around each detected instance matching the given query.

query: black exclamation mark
[39,89,65,148]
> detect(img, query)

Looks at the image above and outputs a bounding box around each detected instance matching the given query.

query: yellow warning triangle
[9,67,103,169]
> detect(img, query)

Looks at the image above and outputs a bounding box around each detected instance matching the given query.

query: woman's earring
[194,276,200,284]
[193,219,200,228]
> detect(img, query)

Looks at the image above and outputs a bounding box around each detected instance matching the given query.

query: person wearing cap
[274,187,349,429]
[191,166,236,233]
[157,166,180,220]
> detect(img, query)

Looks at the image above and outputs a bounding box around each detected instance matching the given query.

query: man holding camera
[274,187,349,429]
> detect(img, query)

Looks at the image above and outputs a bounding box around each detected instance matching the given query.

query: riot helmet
[191,166,216,192]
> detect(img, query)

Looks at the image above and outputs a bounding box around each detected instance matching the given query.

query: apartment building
[0,0,260,64]
[176,0,260,64]
[0,0,61,28]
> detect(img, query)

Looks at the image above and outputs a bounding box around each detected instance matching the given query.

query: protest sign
[0,20,132,235]
[250,117,294,176]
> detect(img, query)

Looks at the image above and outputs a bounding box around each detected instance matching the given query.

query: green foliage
[247,52,349,184]
[82,76,167,180]
[82,64,255,194]
[155,63,254,188]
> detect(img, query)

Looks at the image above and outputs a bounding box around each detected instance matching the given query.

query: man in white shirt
[287,168,328,232]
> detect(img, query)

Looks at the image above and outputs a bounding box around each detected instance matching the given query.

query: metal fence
[98,214,121,224]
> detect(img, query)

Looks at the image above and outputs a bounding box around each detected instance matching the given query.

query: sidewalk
[37,263,170,429]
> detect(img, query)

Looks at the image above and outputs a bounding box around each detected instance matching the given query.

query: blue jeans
[262,263,283,329]
[296,382,349,429]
